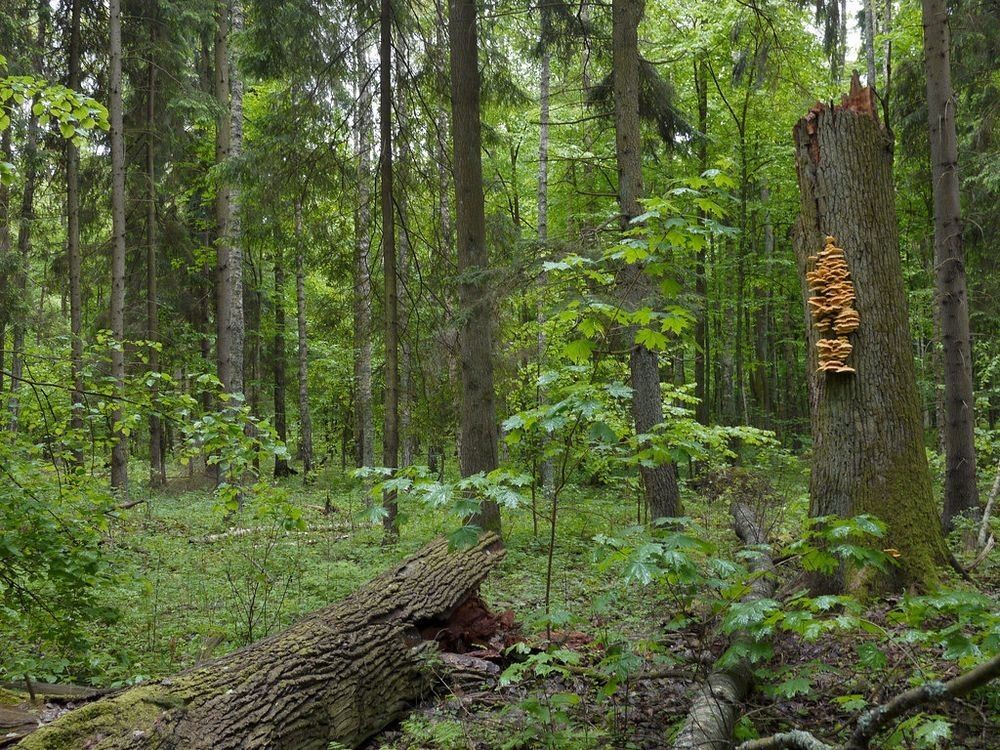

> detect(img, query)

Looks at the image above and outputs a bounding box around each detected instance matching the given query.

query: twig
[738,652,1000,750]
[977,458,1000,549]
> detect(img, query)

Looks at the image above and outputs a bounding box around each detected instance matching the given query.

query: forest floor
[3,454,998,749]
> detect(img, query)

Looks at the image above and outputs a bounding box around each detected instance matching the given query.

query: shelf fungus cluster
[807,236,860,374]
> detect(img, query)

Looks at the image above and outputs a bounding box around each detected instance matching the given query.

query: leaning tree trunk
[18,535,505,750]
[922,0,979,529]
[793,76,948,590]
[612,0,681,521]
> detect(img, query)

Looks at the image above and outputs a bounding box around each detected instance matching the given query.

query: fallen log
[16,533,504,750]
[189,523,347,544]
[671,502,776,750]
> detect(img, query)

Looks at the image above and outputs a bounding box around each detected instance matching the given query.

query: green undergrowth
[3,451,997,749]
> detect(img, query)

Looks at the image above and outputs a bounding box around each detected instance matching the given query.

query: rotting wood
[16,534,504,750]
[670,502,776,750]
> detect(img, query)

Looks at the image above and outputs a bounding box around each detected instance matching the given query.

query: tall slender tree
[612,0,680,520]
[294,198,313,480]
[450,0,500,533]
[146,6,165,486]
[380,0,399,534]
[353,21,375,472]
[67,0,84,463]
[109,0,128,492]
[215,0,245,399]
[9,2,46,431]
[922,0,979,528]
[273,244,292,477]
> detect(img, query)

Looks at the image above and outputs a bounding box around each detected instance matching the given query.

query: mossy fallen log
[17,533,504,750]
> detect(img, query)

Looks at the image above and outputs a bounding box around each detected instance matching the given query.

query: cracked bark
[17,535,505,750]
[792,77,948,589]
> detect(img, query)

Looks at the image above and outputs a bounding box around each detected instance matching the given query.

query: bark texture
[381,0,399,532]
[792,78,948,588]
[295,201,313,479]
[449,0,500,532]
[612,0,681,520]
[921,0,979,528]
[215,0,245,398]
[146,25,165,487]
[18,535,505,750]
[109,0,128,492]
[353,26,375,471]
[273,246,292,477]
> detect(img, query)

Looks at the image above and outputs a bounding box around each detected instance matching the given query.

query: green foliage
[0,434,118,682]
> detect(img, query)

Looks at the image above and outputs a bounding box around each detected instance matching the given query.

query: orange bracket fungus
[806,235,859,374]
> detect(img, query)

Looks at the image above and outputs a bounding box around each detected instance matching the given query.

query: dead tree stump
[792,74,948,590]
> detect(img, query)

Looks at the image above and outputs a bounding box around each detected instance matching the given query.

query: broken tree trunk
[17,534,504,750]
[670,502,776,750]
[792,74,948,590]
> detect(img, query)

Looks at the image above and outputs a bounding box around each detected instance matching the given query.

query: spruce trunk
[921,0,979,528]
[449,0,500,532]
[792,77,948,589]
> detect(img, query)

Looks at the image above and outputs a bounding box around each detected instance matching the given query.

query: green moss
[0,687,25,705]
[16,686,173,750]
[856,447,948,592]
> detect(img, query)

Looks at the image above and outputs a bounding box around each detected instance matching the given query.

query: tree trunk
[0,122,9,397]
[9,4,46,432]
[109,0,128,494]
[396,49,416,468]
[215,0,245,399]
[273,246,292,477]
[380,0,399,533]
[863,0,878,89]
[922,0,979,529]
[17,535,506,750]
[295,201,313,480]
[792,77,948,589]
[537,40,555,503]
[353,24,375,472]
[693,54,710,425]
[449,0,500,532]
[146,22,165,487]
[750,183,773,426]
[612,0,680,520]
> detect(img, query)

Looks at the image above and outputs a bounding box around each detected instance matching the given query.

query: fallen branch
[670,502,776,750]
[189,523,347,544]
[737,652,1000,750]
[17,534,505,750]
[977,458,1000,549]
[965,533,995,573]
